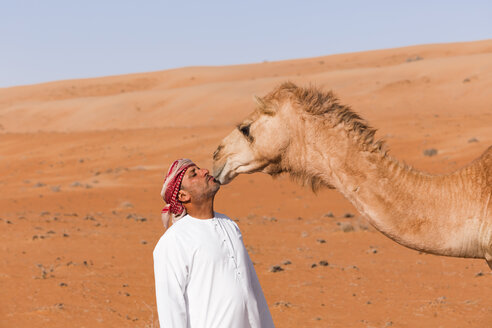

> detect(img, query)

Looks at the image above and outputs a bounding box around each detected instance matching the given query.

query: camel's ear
[253,95,265,107]
[253,95,276,115]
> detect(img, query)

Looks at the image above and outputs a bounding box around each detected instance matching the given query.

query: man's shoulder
[214,212,230,220]
[215,212,236,223]
[215,212,241,231]
[217,211,242,221]
[153,229,175,257]
[153,217,192,256]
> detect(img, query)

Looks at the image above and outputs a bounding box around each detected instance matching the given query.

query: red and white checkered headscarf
[160,158,195,228]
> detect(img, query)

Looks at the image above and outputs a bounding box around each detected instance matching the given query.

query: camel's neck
[289,132,489,258]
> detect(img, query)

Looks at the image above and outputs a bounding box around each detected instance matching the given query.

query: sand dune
[1,40,491,327]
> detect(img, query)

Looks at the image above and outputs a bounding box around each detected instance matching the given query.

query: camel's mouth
[213,158,271,185]
[212,163,231,185]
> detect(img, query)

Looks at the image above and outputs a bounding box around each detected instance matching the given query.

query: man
[153,158,275,328]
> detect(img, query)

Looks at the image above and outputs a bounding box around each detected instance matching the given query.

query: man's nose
[200,168,210,176]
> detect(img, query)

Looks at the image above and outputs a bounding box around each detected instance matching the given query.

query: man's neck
[186,198,215,220]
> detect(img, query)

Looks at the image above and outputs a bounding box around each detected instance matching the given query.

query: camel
[213,82,492,269]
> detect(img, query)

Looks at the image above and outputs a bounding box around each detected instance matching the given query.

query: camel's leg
[485,253,492,270]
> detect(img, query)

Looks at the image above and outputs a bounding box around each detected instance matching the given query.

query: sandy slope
[0,40,491,327]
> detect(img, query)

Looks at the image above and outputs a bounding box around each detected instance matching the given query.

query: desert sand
[1,40,491,327]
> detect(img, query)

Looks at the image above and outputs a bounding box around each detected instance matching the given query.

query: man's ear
[178,190,191,203]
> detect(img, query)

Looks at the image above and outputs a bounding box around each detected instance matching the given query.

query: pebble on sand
[273,301,291,307]
[269,265,284,273]
[423,148,438,157]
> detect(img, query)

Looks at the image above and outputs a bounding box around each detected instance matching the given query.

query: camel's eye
[238,124,253,142]
[240,125,250,136]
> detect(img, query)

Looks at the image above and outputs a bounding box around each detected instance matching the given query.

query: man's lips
[207,175,219,184]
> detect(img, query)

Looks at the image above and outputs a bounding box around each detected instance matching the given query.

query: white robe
[153,212,275,328]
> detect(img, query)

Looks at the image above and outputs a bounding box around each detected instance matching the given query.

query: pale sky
[1,0,491,87]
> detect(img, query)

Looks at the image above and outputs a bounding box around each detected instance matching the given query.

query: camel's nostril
[213,145,224,160]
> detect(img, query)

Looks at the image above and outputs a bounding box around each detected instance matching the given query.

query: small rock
[475,271,484,277]
[282,260,292,265]
[63,233,69,237]
[344,213,354,218]
[340,222,354,232]
[436,296,447,304]
[311,263,317,268]
[423,148,438,157]
[71,181,82,187]
[34,182,46,188]
[406,55,423,62]
[121,201,133,208]
[301,231,309,238]
[324,212,334,218]
[316,239,326,244]
[274,301,291,307]
[263,216,277,222]
[319,260,329,266]
[463,78,471,83]
[141,240,147,245]
[468,137,479,143]
[59,282,67,287]
[51,186,61,192]
[269,265,284,273]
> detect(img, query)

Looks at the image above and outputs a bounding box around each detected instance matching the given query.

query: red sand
[1,40,491,327]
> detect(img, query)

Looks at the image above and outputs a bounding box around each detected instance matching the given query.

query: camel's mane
[262,82,387,155]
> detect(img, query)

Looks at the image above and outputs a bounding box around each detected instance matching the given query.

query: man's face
[179,165,220,203]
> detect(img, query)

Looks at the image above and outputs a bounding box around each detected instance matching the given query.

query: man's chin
[211,183,220,194]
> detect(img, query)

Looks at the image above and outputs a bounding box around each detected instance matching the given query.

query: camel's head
[213,84,297,184]
[214,82,385,189]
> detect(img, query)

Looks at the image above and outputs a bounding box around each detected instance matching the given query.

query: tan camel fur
[213,82,492,269]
